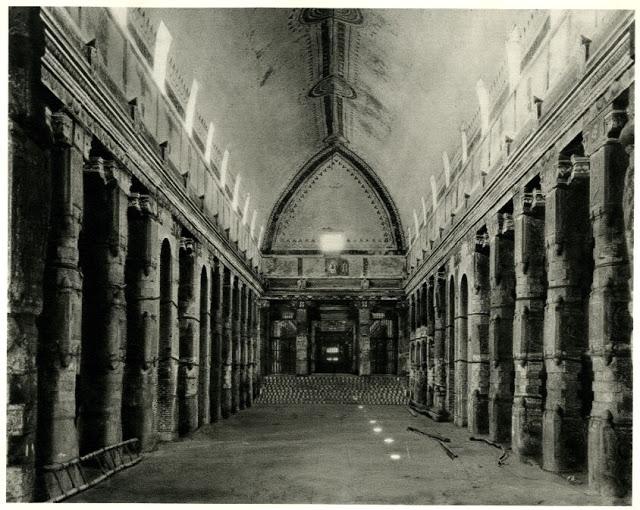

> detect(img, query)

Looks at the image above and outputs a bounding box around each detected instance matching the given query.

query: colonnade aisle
[70,405,608,504]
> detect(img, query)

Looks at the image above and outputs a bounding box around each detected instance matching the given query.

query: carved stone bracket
[569,155,590,183]
[475,231,490,250]
[523,189,545,213]
[180,236,195,255]
[51,110,92,159]
[500,212,514,234]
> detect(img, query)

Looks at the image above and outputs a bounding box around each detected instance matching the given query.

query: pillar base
[588,413,632,499]
[512,397,543,463]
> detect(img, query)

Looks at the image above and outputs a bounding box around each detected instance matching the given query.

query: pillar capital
[85,157,131,192]
[51,110,74,146]
[356,299,370,310]
[583,107,628,155]
[51,111,92,159]
[128,193,155,215]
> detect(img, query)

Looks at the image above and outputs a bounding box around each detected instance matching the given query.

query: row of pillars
[407,97,633,499]
[35,110,265,490]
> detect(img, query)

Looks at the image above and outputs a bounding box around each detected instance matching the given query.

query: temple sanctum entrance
[315,331,354,373]
[268,301,399,377]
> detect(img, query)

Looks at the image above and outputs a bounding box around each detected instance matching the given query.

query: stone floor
[70,404,609,504]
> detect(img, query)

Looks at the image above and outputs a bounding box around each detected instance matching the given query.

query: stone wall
[403,10,634,501]
[7,6,266,502]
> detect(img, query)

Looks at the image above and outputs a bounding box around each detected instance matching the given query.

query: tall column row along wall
[406,91,633,500]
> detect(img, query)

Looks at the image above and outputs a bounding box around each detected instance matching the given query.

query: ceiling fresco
[150,8,524,243]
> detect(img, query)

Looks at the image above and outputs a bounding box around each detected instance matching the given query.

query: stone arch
[157,238,175,437]
[448,275,456,414]
[198,265,209,427]
[456,273,469,427]
[263,145,405,254]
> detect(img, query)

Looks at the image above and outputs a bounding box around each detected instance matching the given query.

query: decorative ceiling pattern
[269,148,402,254]
[155,8,522,239]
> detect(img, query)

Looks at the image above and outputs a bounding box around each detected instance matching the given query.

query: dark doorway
[315,332,353,373]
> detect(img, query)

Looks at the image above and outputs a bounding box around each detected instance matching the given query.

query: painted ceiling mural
[153,8,522,245]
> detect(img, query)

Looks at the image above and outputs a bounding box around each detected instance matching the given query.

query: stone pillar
[541,154,591,472]
[246,293,255,406]
[81,158,131,450]
[488,212,515,443]
[239,285,248,410]
[258,300,270,381]
[37,112,89,468]
[232,276,241,413]
[358,301,371,376]
[211,263,224,422]
[221,270,233,419]
[512,187,546,463]
[445,287,455,416]
[252,299,263,397]
[8,8,50,500]
[123,193,160,449]
[584,106,632,498]
[433,271,448,417]
[295,302,309,375]
[425,282,435,407]
[178,238,199,435]
[467,236,490,434]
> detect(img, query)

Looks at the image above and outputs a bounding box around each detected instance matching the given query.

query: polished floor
[70,404,606,504]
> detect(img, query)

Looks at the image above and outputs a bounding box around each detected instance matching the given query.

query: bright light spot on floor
[384,438,394,444]
[373,427,382,433]
[369,420,377,424]
[390,454,401,460]
[358,405,363,409]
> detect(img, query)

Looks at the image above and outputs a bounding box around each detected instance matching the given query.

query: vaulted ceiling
[149,8,524,242]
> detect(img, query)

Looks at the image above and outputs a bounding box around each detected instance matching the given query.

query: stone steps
[256,374,409,405]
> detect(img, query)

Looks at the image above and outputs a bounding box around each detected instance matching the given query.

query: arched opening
[457,274,469,427]
[198,266,209,427]
[157,239,174,438]
[447,276,456,415]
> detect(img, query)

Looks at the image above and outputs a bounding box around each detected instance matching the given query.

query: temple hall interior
[6,6,635,504]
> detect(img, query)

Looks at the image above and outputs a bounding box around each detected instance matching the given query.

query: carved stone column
[221,270,233,418]
[178,238,199,435]
[259,300,270,381]
[584,106,632,498]
[295,301,309,375]
[122,193,159,450]
[488,212,515,443]
[81,157,131,450]
[425,282,435,407]
[433,270,448,417]
[232,276,241,413]
[541,154,591,472]
[211,262,224,422]
[357,300,371,376]
[239,285,249,409]
[37,112,89,468]
[246,293,255,406]
[468,235,490,434]
[512,187,546,463]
